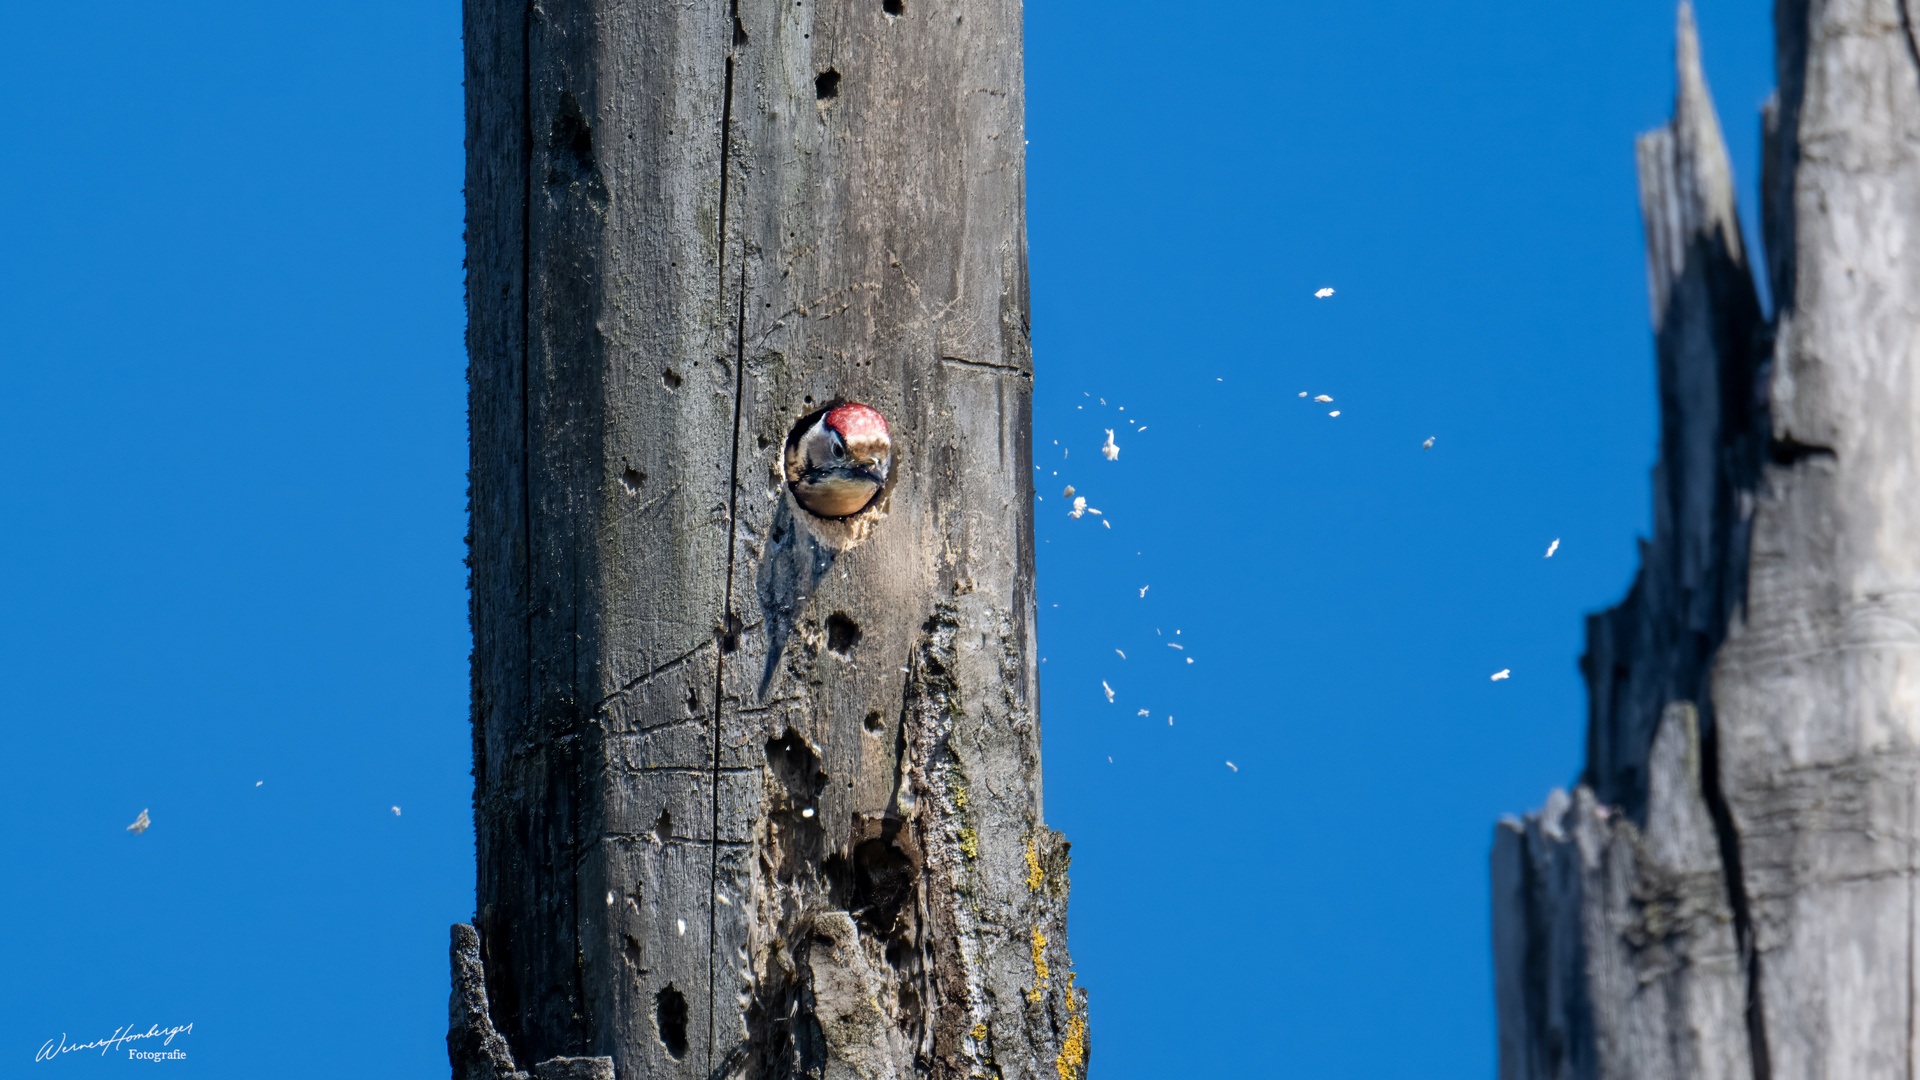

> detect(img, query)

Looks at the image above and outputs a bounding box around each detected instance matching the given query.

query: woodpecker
[787,402,892,519]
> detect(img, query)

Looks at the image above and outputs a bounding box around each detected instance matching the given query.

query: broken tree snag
[1495,3,1920,1078]
[462,0,1081,1076]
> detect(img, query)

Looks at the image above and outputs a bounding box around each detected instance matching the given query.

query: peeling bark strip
[1495,3,1920,1078]
[461,1,1082,1078]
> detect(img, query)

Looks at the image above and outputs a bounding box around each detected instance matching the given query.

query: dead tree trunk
[1494,3,1920,1078]
[452,2,1084,1079]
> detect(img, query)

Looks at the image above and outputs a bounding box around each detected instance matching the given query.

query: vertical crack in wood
[1899,0,1920,96]
[710,41,744,1078]
[1699,700,1769,1080]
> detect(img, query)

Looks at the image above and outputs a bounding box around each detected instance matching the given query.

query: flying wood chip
[1102,681,1114,703]
[1101,430,1119,461]
[1422,437,1435,450]
[1491,669,1511,681]
[1314,395,1333,403]
[1314,288,1334,298]
[126,809,150,834]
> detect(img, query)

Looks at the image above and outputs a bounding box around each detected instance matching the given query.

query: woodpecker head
[786,402,892,519]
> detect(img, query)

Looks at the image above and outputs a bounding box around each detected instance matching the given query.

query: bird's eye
[830,440,845,459]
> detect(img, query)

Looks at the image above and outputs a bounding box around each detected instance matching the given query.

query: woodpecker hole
[864,710,885,734]
[685,684,700,715]
[721,613,743,654]
[652,807,673,844]
[815,69,840,100]
[826,612,862,657]
[883,0,904,13]
[765,728,828,798]
[662,368,682,389]
[655,986,689,1059]
[824,837,917,936]
[621,468,646,493]
[547,91,596,184]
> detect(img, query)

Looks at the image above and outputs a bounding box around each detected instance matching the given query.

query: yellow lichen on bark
[1056,1013,1088,1080]
[1025,839,1044,891]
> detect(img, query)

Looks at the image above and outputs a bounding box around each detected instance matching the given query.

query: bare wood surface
[460,1,1081,1078]
[1713,0,1920,1074]
[1495,3,1920,1077]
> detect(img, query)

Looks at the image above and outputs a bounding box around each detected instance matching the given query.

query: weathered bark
[1495,2,1920,1077]
[458,2,1082,1079]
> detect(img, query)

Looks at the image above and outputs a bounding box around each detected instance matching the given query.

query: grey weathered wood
[1495,2,1920,1077]
[1712,0,1920,1074]
[459,1,1083,1078]
[1494,707,1750,1080]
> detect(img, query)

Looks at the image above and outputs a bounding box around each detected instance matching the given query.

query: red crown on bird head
[825,402,889,444]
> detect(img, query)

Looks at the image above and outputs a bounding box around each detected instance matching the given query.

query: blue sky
[0,1,1774,1076]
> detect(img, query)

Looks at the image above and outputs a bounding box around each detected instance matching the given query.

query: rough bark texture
[1494,2,1920,1078]
[458,2,1083,1079]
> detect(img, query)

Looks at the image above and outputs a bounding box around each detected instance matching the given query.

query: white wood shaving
[1491,669,1511,681]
